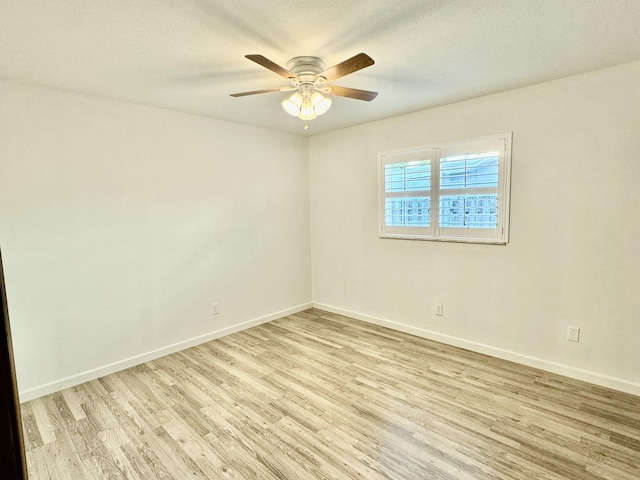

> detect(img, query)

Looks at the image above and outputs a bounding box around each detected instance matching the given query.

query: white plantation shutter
[380,148,435,238]
[379,133,512,244]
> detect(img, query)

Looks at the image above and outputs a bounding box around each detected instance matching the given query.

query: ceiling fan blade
[319,53,375,81]
[230,87,295,97]
[326,85,378,101]
[245,55,294,79]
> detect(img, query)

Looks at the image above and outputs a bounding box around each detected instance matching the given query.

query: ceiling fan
[230,53,378,121]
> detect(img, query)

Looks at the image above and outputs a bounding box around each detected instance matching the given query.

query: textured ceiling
[2,0,640,135]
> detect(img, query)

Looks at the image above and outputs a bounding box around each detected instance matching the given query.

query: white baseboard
[19,302,312,402]
[21,301,639,401]
[313,302,640,397]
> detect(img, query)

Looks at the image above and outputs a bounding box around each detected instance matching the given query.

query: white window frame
[378,132,512,245]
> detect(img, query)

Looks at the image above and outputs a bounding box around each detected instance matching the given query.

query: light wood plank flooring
[21,309,640,479]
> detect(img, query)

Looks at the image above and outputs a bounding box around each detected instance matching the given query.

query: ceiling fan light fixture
[299,98,317,120]
[311,92,332,116]
[282,91,331,120]
[282,93,303,116]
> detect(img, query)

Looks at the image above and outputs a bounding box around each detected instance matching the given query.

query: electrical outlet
[567,326,580,342]
[435,303,444,316]
[211,303,219,315]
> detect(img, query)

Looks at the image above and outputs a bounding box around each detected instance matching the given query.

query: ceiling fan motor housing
[286,56,325,76]
[286,56,329,95]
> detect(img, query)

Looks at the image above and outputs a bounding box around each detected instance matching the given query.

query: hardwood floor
[21,309,640,479]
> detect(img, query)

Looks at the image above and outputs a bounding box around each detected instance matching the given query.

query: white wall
[309,61,640,396]
[0,80,312,400]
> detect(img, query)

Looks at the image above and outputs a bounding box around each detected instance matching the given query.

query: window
[379,133,512,244]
